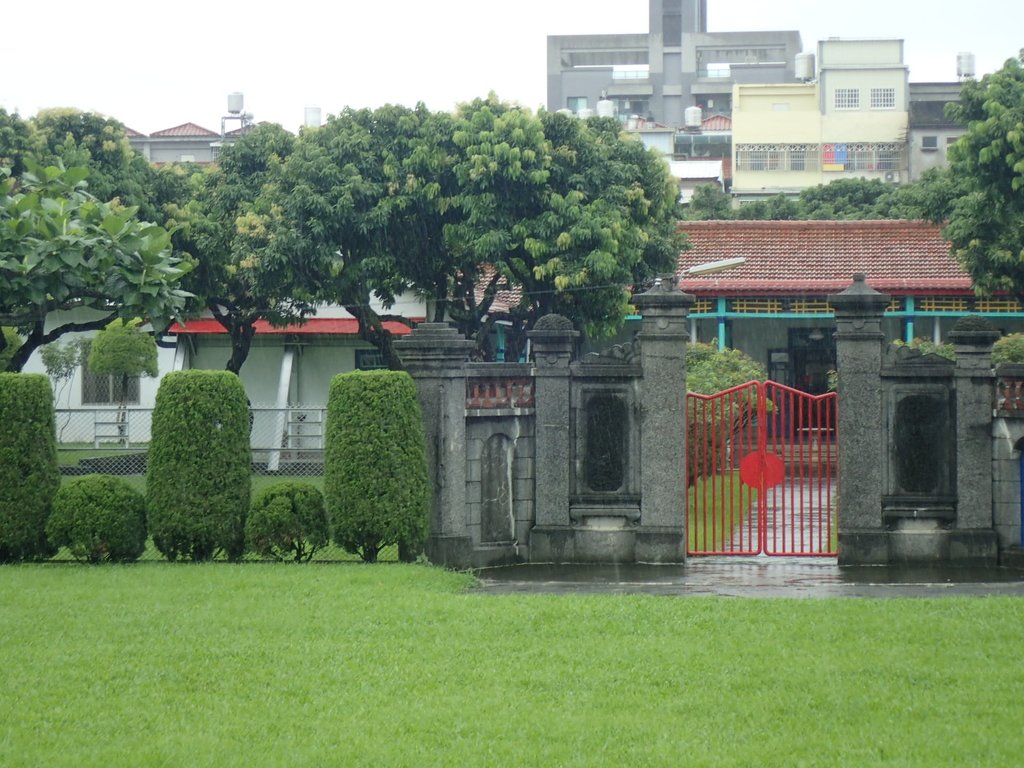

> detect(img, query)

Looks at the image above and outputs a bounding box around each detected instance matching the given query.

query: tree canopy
[269,98,685,363]
[943,53,1024,299]
[0,160,191,371]
[682,170,962,223]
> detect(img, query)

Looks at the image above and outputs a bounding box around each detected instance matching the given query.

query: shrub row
[0,369,431,564]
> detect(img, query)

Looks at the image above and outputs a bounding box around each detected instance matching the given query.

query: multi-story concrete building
[731,38,910,201]
[908,81,966,181]
[546,0,801,127]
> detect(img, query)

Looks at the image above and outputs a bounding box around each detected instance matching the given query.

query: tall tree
[171,123,303,373]
[0,161,191,371]
[445,99,684,357]
[270,106,429,368]
[943,53,1024,298]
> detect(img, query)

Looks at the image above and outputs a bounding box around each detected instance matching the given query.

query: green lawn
[0,566,1020,766]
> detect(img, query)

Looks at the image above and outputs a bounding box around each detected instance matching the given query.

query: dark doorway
[789,327,836,395]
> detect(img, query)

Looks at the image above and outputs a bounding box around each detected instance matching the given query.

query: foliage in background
[146,370,250,561]
[891,337,956,360]
[245,481,330,562]
[0,160,192,371]
[685,342,768,394]
[686,343,768,484]
[46,474,147,563]
[324,370,429,562]
[683,169,962,222]
[944,54,1024,301]
[993,333,1024,365]
[0,373,59,561]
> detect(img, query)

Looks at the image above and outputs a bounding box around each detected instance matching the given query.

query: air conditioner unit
[884,171,901,184]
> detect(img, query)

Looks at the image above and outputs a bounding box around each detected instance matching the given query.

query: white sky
[2,0,1020,134]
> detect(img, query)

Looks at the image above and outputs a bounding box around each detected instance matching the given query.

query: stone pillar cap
[829,273,891,312]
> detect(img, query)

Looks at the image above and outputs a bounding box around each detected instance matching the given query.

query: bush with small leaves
[245,481,329,562]
[147,370,250,561]
[325,370,430,563]
[0,373,59,561]
[994,333,1024,366]
[46,474,147,563]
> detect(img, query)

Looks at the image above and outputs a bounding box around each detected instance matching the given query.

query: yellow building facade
[731,39,909,201]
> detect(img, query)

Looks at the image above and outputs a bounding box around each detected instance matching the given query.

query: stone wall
[830,276,1003,566]
[396,280,694,568]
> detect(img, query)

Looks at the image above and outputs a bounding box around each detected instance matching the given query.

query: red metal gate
[686,381,837,556]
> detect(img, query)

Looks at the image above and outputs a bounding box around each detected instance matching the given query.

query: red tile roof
[676,220,969,295]
[123,126,145,138]
[701,114,732,132]
[167,318,416,335]
[149,122,219,138]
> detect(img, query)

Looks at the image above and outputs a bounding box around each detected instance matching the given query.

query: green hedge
[246,481,329,562]
[146,370,250,561]
[47,474,147,563]
[324,370,429,563]
[0,373,59,561]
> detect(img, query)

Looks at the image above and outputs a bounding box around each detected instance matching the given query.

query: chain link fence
[57,404,326,479]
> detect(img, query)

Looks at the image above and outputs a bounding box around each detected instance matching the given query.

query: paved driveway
[474,558,1024,598]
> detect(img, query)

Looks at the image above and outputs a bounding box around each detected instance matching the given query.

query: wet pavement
[474,557,1024,598]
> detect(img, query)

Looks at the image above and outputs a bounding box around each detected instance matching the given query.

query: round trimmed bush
[994,333,1024,366]
[46,474,147,563]
[325,370,429,563]
[146,370,250,561]
[0,373,59,561]
[246,481,329,562]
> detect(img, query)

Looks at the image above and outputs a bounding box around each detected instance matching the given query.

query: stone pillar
[525,315,579,562]
[829,274,890,565]
[632,277,695,563]
[394,323,476,567]
[948,316,1000,564]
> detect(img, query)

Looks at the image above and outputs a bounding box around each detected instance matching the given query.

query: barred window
[870,87,896,109]
[355,349,387,370]
[80,342,141,405]
[736,144,819,172]
[822,143,904,171]
[834,88,859,109]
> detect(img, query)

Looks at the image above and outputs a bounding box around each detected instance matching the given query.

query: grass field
[1,565,1021,766]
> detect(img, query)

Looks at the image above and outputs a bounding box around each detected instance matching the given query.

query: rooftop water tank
[596,99,615,118]
[684,106,702,129]
[957,52,976,79]
[578,107,595,119]
[556,108,574,117]
[227,92,244,115]
[795,52,816,82]
[304,106,322,128]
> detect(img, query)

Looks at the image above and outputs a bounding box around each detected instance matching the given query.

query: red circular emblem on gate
[738,452,786,489]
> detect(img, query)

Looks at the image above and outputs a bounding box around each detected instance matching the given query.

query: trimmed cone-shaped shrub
[0,373,59,561]
[147,370,250,561]
[325,370,429,563]
[246,481,329,562]
[47,474,147,563]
